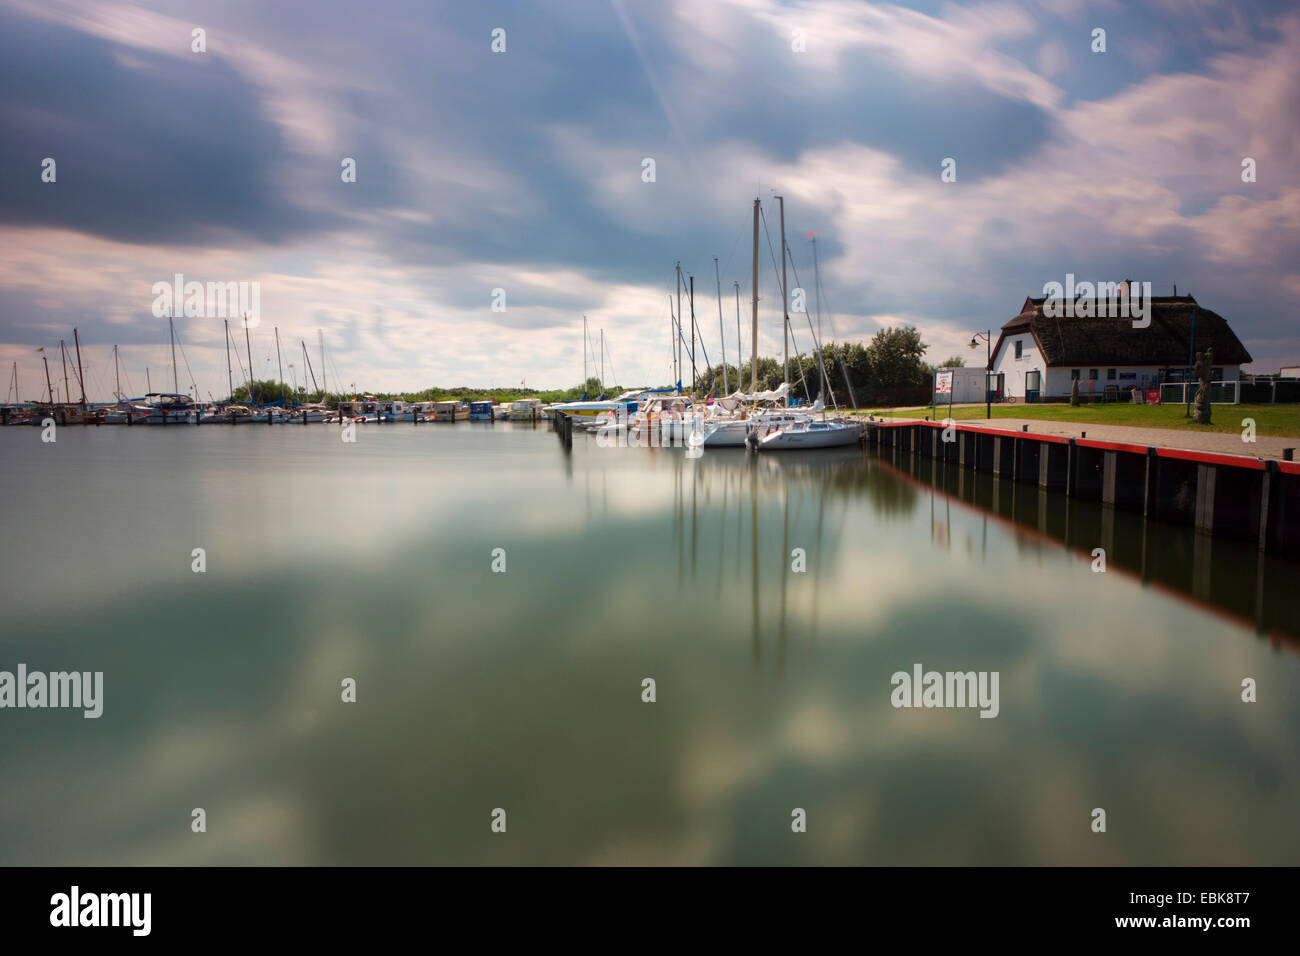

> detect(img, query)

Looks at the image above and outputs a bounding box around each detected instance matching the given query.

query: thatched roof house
[988,292,1251,400]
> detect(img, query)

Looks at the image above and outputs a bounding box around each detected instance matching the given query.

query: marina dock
[865,419,1300,559]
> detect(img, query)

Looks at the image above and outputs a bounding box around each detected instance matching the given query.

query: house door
[1025,370,1041,403]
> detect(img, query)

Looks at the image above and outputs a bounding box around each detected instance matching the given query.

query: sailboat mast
[275,326,284,405]
[170,316,179,394]
[302,342,319,395]
[113,346,121,401]
[225,319,233,402]
[582,315,587,397]
[600,328,605,396]
[734,282,742,389]
[43,356,54,405]
[244,321,254,405]
[675,263,683,391]
[777,195,789,406]
[811,235,828,399]
[73,328,87,409]
[60,340,70,406]
[751,198,759,394]
[318,330,326,402]
[714,258,728,395]
[667,297,675,390]
[688,276,696,392]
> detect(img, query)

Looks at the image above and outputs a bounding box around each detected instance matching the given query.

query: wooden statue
[1192,348,1213,425]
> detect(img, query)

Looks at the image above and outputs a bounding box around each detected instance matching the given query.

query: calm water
[2,423,1298,865]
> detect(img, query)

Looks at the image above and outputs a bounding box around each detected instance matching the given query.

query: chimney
[1173,283,1177,297]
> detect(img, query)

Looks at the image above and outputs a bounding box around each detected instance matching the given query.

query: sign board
[935,370,953,394]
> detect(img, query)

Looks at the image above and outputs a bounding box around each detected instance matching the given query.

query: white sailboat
[755,419,861,449]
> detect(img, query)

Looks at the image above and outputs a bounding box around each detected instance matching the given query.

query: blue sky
[1,0,1297,398]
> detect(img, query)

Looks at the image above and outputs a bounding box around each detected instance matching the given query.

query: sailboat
[680,197,859,451]
[754,418,861,448]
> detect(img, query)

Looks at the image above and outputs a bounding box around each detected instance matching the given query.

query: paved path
[874,416,1297,460]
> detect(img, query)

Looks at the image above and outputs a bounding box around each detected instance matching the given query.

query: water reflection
[871,445,1300,644]
[658,450,872,673]
[2,428,1298,865]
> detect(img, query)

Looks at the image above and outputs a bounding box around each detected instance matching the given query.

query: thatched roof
[990,294,1252,369]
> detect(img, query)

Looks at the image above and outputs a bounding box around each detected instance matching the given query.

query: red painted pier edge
[866,420,1300,559]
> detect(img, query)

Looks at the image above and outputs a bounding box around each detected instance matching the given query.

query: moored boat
[507,398,546,421]
[754,420,861,449]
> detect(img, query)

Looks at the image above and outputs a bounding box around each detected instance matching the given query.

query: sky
[1,0,1298,400]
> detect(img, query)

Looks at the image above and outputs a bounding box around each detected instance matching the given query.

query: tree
[867,326,930,405]
[231,379,293,405]
[939,356,965,368]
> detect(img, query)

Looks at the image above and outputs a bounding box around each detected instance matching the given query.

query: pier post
[1102,452,1117,506]
[1258,461,1275,551]
[1274,466,1298,559]
[1193,464,1217,533]
[992,436,1014,478]
[1142,448,1158,518]
[1038,441,1068,492]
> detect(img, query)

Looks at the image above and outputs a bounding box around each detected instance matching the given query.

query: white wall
[990,333,1043,398]
[931,367,987,404]
[989,336,1243,398]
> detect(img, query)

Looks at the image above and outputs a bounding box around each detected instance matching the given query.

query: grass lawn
[861,402,1300,437]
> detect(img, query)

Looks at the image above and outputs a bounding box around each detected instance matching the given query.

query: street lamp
[970,331,992,419]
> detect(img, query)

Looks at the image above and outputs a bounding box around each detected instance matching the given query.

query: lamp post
[970,331,991,419]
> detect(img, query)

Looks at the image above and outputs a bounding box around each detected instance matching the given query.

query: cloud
[1,0,1298,395]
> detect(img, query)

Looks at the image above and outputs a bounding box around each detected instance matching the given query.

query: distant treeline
[228,327,962,408]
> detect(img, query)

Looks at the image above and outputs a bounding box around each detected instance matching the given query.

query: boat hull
[757,423,861,449]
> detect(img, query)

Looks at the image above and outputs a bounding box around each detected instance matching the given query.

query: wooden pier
[865,420,1300,559]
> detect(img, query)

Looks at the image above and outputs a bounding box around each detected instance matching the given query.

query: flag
[35,347,44,353]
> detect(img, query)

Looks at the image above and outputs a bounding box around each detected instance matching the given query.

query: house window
[1014,340,1023,360]
[1107,369,1116,380]
[1089,369,1099,380]
[1071,369,1081,381]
